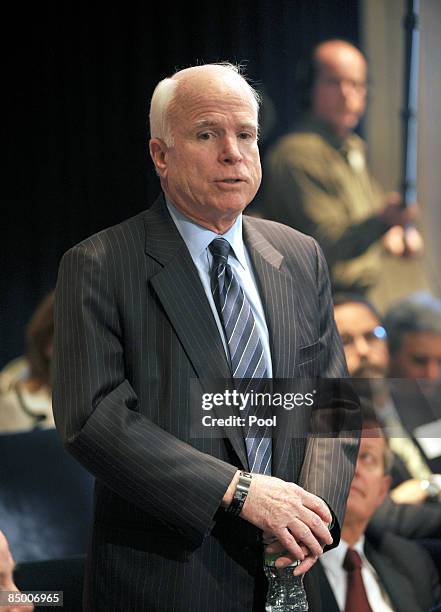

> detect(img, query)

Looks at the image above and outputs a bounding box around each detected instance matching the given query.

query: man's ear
[376,474,392,508]
[149,138,169,177]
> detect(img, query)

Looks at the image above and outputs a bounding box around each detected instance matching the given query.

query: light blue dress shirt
[167,200,273,377]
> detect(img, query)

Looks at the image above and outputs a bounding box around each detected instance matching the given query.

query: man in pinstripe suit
[53,63,360,611]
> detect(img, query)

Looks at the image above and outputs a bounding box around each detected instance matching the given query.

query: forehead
[400,332,441,356]
[359,432,386,457]
[334,302,379,334]
[169,73,258,127]
[315,44,367,80]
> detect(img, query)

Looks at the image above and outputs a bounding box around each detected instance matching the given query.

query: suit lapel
[144,196,249,468]
[313,561,340,612]
[365,540,421,612]
[242,218,298,378]
[243,218,299,478]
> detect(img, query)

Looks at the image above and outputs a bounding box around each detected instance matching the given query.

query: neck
[165,194,240,234]
[341,519,367,548]
[311,115,350,142]
[328,125,350,142]
[189,214,237,234]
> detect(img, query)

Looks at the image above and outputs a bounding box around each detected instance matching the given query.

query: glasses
[318,75,367,94]
[340,326,387,350]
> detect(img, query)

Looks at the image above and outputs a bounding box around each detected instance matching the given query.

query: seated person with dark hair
[0,291,55,432]
[334,293,441,539]
[333,292,389,379]
[385,292,441,386]
[313,420,441,612]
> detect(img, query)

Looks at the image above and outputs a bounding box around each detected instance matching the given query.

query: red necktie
[343,548,373,612]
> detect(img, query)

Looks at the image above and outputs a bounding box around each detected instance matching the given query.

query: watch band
[420,478,441,501]
[226,471,252,517]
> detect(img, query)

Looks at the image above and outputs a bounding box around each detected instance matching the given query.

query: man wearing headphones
[262,39,422,294]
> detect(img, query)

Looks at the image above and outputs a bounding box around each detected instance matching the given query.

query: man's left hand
[263,530,320,576]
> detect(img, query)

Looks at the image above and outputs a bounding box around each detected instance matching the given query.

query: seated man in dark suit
[334,293,441,578]
[314,420,441,612]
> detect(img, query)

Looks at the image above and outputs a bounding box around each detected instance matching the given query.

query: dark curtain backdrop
[1,1,360,366]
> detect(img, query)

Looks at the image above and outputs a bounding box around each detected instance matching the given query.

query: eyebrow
[194,120,219,128]
[194,119,257,132]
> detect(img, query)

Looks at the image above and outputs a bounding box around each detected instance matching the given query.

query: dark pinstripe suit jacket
[53,194,359,612]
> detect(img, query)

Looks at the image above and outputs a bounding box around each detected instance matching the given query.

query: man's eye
[239,132,253,140]
[341,334,353,347]
[412,355,429,366]
[198,132,214,140]
[324,77,340,87]
[360,452,378,465]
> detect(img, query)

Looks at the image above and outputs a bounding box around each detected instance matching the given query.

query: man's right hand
[378,192,418,228]
[240,474,333,565]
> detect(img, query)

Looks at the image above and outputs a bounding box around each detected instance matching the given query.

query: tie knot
[343,548,362,572]
[209,238,231,262]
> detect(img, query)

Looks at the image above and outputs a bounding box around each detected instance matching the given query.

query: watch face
[422,479,441,499]
[428,483,441,499]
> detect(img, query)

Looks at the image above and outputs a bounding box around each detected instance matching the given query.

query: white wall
[361,0,440,309]
[418,0,441,296]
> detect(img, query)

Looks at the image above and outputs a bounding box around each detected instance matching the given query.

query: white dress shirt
[320,536,394,611]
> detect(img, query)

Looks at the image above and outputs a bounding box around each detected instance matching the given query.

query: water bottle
[263,552,308,611]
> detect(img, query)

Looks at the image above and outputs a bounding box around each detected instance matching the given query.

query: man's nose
[353,459,363,480]
[340,80,361,103]
[336,79,350,98]
[353,335,370,358]
[219,136,242,164]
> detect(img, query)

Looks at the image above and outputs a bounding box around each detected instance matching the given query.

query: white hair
[149,62,261,146]
[149,78,179,146]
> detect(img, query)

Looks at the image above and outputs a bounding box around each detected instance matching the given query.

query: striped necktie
[209,237,271,475]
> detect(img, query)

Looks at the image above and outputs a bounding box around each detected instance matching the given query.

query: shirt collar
[321,535,366,570]
[166,198,247,269]
[340,535,366,564]
[353,534,366,560]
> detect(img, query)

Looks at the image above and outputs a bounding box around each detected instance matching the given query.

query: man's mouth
[216,178,245,183]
